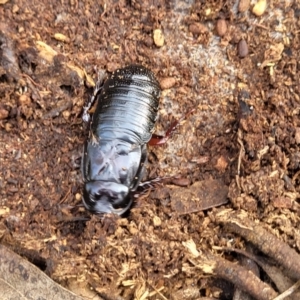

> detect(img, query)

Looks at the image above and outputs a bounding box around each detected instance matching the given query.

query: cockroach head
[82,181,132,215]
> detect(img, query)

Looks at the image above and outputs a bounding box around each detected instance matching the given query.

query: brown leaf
[36,41,57,63]
[0,244,84,300]
[169,179,228,214]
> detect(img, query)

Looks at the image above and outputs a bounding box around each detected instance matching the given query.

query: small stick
[43,99,72,119]
[215,210,300,281]
[273,280,300,300]
[184,248,278,300]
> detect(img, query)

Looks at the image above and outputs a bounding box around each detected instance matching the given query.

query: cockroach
[81,65,194,215]
[81,65,161,215]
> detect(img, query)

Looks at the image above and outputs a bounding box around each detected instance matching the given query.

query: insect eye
[90,192,102,201]
[118,149,127,155]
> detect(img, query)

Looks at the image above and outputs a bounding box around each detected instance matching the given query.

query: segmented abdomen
[91,65,161,145]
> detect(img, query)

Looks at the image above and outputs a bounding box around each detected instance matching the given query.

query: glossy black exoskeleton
[81,65,160,215]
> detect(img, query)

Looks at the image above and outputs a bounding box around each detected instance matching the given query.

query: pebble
[295,128,300,144]
[5,122,12,131]
[143,35,153,47]
[12,4,19,13]
[216,19,227,37]
[189,23,208,35]
[62,110,71,120]
[0,108,9,120]
[171,177,190,187]
[238,39,249,58]
[153,216,162,227]
[215,155,228,172]
[238,0,250,12]
[153,29,164,47]
[18,94,31,106]
[160,77,176,90]
[252,0,267,16]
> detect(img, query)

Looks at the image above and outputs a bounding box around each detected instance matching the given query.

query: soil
[0,0,300,299]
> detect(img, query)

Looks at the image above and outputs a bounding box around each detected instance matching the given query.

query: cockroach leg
[149,108,195,146]
[82,70,107,123]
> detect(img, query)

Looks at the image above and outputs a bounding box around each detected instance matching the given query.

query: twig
[252,23,269,30]
[237,129,245,176]
[272,280,300,300]
[148,284,167,300]
[215,210,300,280]
[43,99,73,119]
[186,251,278,300]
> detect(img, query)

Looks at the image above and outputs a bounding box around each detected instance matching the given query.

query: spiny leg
[149,108,195,146]
[82,69,107,123]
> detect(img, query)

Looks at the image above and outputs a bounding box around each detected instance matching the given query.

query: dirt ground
[0,0,300,299]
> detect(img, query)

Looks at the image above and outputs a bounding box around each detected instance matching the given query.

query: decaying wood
[183,240,278,300]
[215,210,300,281]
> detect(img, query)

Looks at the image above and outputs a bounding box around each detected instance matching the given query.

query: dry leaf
[66,63,85,79]
[36,41,57,63]
[169,179,229,214]
[0,245,84,300]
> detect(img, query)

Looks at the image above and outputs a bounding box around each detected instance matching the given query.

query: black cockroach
[81,65,193,215]
[81,65,161,215]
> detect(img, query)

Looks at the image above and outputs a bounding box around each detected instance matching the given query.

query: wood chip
[238,0,250,12]
[252,0,267,16]
[153,29,164,47]
[0,108,9,120]
[54,33,70,43]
